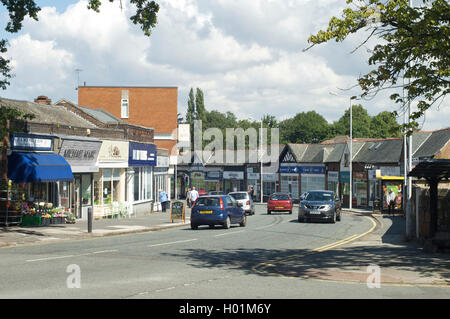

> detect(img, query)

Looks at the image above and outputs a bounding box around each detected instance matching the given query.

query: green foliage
[307,0,450,134]
[279,111,330,144]
[331,104,371,138]
[370,111,402,138]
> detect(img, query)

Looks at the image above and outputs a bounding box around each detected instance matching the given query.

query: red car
[198,189,208,196]
[267,193,293,214]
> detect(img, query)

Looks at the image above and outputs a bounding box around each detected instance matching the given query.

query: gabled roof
[413,128,450,159]
[354,139,403,163]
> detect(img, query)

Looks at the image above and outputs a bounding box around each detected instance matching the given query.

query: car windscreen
[270,194,290,201]
[195,197,221,207]
[229,193,248,200]
[305,192,333,201]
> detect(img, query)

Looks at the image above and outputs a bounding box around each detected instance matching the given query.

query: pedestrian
[159,189,169,212]
[189,187,199,207]
[387,188,396,216]
[186,187,191,207]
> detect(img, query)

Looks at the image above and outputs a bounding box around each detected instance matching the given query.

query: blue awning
[8,152,74,183]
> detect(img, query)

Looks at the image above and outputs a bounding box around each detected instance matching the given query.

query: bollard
[88,207,93,233]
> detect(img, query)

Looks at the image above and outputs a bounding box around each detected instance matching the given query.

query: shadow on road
[162,242,450,282]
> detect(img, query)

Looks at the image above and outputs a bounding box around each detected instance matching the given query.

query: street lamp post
[330,91,356,210]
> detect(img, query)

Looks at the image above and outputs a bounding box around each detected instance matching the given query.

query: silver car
[228,192,255,215]
[298,190,341,223]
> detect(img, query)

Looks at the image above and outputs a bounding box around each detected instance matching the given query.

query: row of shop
[6,133,171,220]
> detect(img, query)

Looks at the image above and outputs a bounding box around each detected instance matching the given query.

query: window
[133,167,152,202]
[121,98,129,118]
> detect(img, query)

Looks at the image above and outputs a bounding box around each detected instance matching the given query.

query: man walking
[387,188,396,216]
[186,187,192,208]
[189,187,199,208]
[159,189,169,212]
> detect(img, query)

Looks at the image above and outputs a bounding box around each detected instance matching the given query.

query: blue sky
[0,0,447,131]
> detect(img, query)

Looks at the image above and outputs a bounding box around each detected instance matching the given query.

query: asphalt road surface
[0,205,448,299]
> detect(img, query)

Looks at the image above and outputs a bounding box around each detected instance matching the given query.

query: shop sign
[262,173,278,182]
[279,166,299,174]
[205,171,221,180]
[157,156,169,168]
[128,142,156,166]
[280,165,325,174]
[59,139,101,173]
[380,166,401,177]
[353,171,367,179]
[223,171,244,180]
[247,173,260,180]
[340,171,350,182]
[191,172,205,180]
[11,133,53,151]
[98,140,129,162]
[327,171,339,182]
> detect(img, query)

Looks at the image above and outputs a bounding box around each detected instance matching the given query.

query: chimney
[34,95,52,105]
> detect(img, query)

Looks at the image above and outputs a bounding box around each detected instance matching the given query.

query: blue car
[190,195,247,230]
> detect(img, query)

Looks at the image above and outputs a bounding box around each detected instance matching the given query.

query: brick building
[77,86,178,156]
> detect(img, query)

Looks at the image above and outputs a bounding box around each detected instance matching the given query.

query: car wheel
[289,210,292,214]
[209,225,215,229]
[331,212,336,224]
[240,215,247,227]
[267,210,271,215]
[191,223,198,230]
[337,210,341,221]
[223,216,231,229]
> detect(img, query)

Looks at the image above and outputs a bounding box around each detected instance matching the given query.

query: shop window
[59,181,70,209]
[103,169,113,204]
[81,174,92,206]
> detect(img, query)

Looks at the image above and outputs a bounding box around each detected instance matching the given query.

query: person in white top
[388,189,396,215]
[189,187,199,207]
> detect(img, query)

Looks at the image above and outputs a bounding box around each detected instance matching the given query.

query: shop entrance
[73,176,82,219]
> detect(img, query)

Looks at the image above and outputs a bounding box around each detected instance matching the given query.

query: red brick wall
[78,87,178,136]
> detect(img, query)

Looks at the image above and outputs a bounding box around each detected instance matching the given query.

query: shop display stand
[0,183,22,227]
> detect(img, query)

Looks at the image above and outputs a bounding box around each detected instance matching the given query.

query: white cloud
[0,0,447,132]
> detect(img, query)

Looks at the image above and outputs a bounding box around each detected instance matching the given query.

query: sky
[0,0,448,131]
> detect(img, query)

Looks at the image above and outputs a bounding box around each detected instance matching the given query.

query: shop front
[94,140,129,218]
[246,167,260,201]
[262,172,278,201]
[223,169,244,193]
[327,171,339,197]
[6,133,74,226]
[205,170,222,193]
[299,166,326,195]
[279,165,299,201]
[368,169,380,209]
[128,141,156,215]
[353,171,368,208]
[340,171,350,207]
[57,136,102,220]
[153,152,169,211]
[190,171,206,192]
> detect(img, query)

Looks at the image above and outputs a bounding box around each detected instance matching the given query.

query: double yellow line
[313,216,377,252]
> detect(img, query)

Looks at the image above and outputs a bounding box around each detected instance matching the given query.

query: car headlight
[322,205,332,210]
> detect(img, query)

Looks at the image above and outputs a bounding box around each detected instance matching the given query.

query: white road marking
[214,230,246,237]
[147,238,198,247]
[26,249,118,263]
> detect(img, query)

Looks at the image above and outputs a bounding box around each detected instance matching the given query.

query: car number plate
[200,210,212,214]
[276,206,284,209]
[310,210,321,215]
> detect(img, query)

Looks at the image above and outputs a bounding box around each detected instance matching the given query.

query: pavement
[0,203,449,288]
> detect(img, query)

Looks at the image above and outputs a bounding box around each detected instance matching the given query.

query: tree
[331,104,371,138]
[306,0,449,134]
[279,111,330,144]
[370,111,402,138]
[185,88,195,126]
[195,88,207,123]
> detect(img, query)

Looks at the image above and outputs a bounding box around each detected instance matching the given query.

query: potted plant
[65,212,76,224]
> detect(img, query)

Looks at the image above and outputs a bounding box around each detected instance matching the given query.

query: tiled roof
[413,128,450,159]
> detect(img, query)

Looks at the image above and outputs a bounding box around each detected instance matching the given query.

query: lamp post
[330,91,357,210]
[248,117,264,203]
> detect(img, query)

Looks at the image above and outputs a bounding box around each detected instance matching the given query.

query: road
[0,205,448,299]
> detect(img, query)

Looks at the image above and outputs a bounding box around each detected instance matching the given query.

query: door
[73,175,82,219]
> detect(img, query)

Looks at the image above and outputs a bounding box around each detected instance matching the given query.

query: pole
[349,98,353,210]
[87,206,92,233]
[260,120,263,203]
